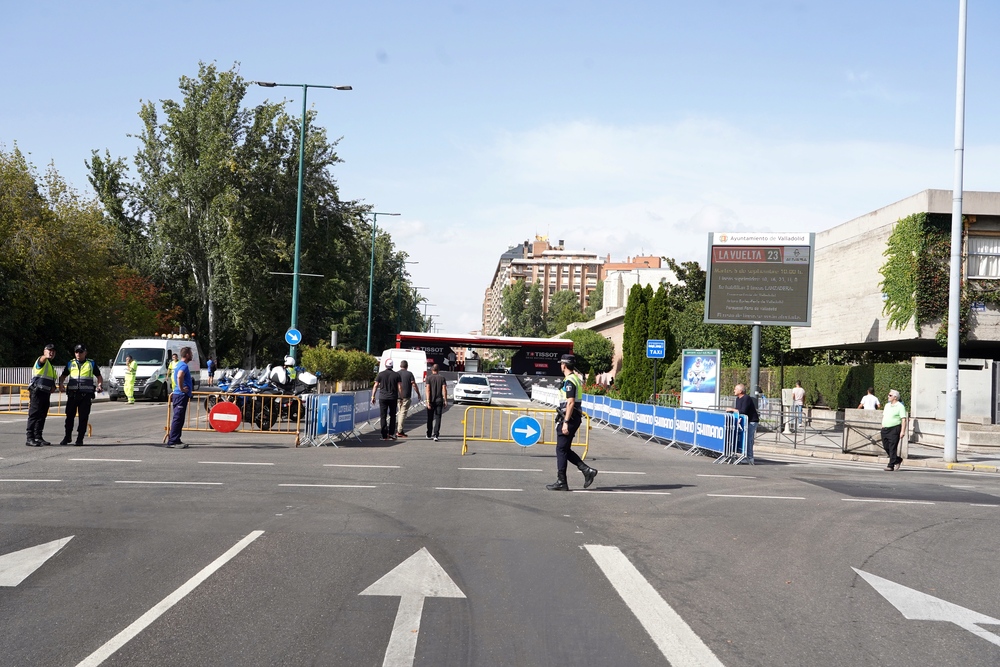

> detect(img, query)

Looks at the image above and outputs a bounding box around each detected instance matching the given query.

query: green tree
[500,279,529,336]
[617,284,651,401]
[525,281,545,336]
[561,328,613,375]
[547,289,586,334]
[584,280,604,318]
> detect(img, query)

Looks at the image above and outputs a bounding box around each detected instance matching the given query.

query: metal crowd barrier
[164,390,304,446]
[461,405,590,459]
[0,383,95,436]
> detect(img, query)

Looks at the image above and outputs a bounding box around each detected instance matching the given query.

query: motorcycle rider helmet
[283,355,296,367]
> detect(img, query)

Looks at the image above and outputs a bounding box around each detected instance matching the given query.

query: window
[968,236,1000,278]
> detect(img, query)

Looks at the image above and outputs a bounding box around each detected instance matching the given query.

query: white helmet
[283,355,296,366]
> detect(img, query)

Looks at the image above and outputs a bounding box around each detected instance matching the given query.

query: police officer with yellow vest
[58,344,103,446]
[26,344,59,447]
[546,354,598,491]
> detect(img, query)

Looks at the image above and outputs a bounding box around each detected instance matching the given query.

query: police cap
[559,354,576,368]
[74,344,87,353]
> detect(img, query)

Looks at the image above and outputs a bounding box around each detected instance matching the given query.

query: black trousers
[379,399,397,438]
[26,389,52,440]
[555,420,583,475]
[426,401,444,437]
[881,424,902,463]
[64,392,94,443]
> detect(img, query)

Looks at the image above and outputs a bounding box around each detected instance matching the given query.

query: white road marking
[435,487,522,492]
[707,493,804,500]
[576,490,671,495]
[75,530,264,666]
[697,474,756,479]
[324,464,401,469]
[115,481,223,486]
[595,471,647,475]
[0,479,62,483]
[948,484,977,488]
[971,503,1000,507]
[841,498,934,505]
[279,483,377,488]
[0,536,74,587]
[70,458,142,463]
[458,467,543,472]
[585,545,725,667]
[199,461,274,466]
[360,548,466,667]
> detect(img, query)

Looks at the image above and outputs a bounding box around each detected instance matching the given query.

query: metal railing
[461,405,590,458]
[164,390,304,446]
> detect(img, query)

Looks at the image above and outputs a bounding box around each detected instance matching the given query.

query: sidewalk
[753,430,1000,473]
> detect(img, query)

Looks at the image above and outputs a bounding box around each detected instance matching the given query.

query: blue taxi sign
[646,339,666,359]
[510,415,542,447]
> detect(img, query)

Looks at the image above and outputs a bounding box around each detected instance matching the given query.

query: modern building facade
[790,189,1000,354]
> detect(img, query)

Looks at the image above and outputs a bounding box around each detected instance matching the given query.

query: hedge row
[300,343,377,383]
[721,363,912,410]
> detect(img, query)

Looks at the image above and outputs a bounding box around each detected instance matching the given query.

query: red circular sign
[208,401,242,433]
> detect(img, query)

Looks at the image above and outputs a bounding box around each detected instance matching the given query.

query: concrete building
[790,189,1000,353]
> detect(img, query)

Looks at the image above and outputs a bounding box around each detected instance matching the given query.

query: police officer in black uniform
[26,344,59,446]
[546,354,598,491]
[58,344,103,446]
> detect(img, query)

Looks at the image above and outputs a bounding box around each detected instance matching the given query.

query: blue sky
[4,1,999,334]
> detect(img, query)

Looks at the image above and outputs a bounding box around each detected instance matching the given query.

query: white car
[453,374,493,405]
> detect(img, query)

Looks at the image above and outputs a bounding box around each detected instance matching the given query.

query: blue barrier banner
[329,394,356,434]
[592,395,607,422]
[674,408,697,445]
[582,394,595,416]
[608,399,623,428]
[314,396,332,437]
[634,403,655,436]
[694,409,727,454]
[620,401,637,432]
[653,406,675,441]
[354,390,378,424]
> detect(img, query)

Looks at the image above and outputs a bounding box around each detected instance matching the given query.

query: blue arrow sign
[285,328,302,346]
[646,339,666,359]
[510,415,542,447]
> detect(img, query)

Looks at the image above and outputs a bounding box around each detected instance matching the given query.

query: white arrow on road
[0,536,74,586]
[854,568,1000,647]
[513,425,538,438]
[360,548,466,667]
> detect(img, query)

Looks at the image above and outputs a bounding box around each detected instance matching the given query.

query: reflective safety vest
[32,359,58,393]
[126,360,137,380]
[65,359,98,394]
[559,373,584,422]
[288,366,298,381]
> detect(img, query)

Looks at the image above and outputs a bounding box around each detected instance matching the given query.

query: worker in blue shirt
[166,346,194,449]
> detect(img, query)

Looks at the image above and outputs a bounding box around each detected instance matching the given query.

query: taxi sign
[510,415,542,447]
[208,401,242,433]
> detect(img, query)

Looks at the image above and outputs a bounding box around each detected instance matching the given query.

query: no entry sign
[208,401,242,433]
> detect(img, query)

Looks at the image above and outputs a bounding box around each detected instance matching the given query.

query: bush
[721,363,911,409]
[301,343,377,382]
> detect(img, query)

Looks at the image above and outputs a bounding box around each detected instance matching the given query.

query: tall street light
[367,212,400,354]
[254,81,352,357]
[401,280,428,333]
[421,303,437,332]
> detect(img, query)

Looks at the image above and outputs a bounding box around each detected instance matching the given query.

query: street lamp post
[254,81,352,357]
[366,212,401,354]
[400,280,428,333]
[421,303,437,332]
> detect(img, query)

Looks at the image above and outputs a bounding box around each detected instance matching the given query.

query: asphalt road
[2,398,1000,666]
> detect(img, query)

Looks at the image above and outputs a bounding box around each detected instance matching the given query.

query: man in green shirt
[880,389,907,471]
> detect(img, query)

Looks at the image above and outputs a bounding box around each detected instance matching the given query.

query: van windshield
[116,348,166,365]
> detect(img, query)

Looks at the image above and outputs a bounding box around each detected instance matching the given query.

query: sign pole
[652,358,658,405]
[750,324,761,407]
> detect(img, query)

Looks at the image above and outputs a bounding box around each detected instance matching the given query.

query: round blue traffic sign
[510,415,542,447]
[285,328,302,346]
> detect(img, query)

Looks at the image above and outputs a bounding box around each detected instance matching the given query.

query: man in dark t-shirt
[424,364,447,440]
[396,361,419,437]
[371,360,402,440]
[727,383,759,457]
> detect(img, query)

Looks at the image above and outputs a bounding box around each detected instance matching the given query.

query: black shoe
[546,475,569,491]
[59,438,71,446]
[580,465,598,489]
[37,438,52,446]
[74,441,84,446]
[26,439,41,447]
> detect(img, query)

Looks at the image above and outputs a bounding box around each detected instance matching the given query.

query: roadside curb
[753,444,1000,474]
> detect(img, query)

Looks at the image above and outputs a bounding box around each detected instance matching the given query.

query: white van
[107,337,203,401]
[379,348,429,383]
